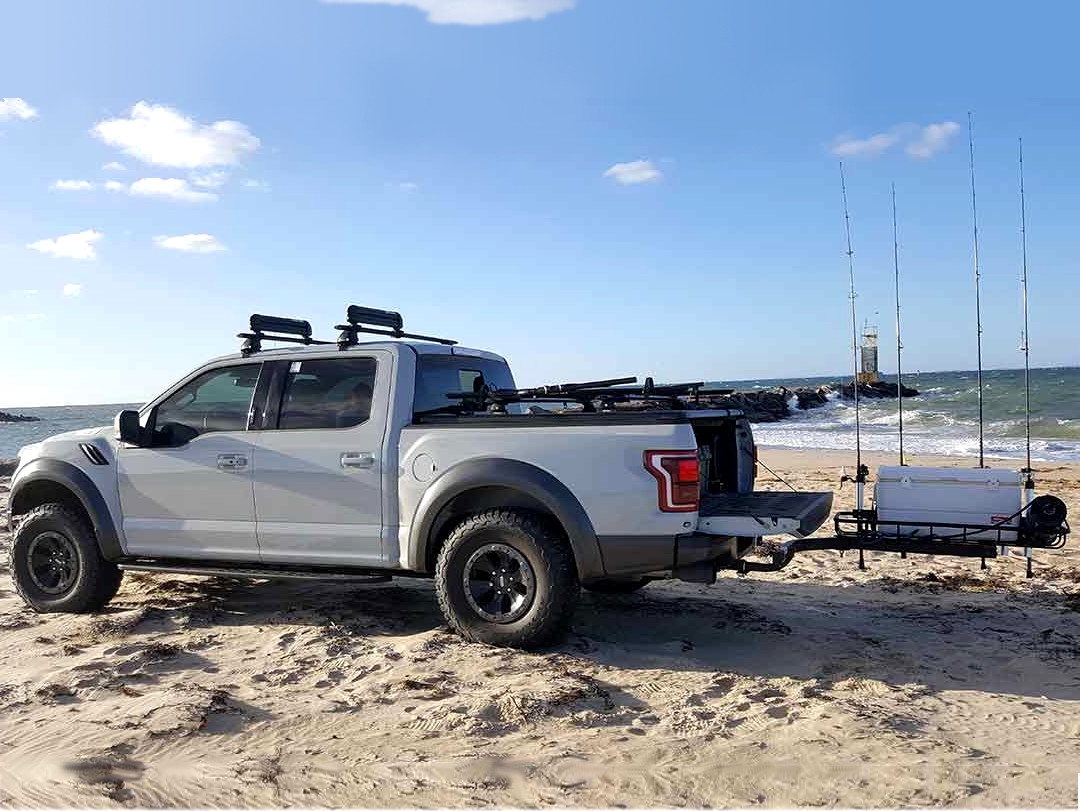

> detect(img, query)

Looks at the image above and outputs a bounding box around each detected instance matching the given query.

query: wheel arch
[408,458,604,580]
[9,460,123,561]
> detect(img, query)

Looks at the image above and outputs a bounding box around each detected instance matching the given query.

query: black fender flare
[407,457,604,580]
[9,459,124,561]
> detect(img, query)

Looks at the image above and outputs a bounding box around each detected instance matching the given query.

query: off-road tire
[10,504,123,613]
[583,577,651,595]
[435,509,579,649]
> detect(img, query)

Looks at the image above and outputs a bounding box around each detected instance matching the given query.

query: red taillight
[644,450,700,513]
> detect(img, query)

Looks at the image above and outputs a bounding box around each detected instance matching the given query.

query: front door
[250,353,389,566]
[117,362,264,560]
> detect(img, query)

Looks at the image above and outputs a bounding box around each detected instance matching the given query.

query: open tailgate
[697,491,833,538]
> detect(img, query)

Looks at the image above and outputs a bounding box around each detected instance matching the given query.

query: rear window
[414,354,515,414]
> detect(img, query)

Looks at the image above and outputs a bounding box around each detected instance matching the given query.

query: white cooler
[874,466,1022,540]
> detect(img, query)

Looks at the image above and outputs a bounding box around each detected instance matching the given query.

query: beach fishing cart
[725,466,1069,577]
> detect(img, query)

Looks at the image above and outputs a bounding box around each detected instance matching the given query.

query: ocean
[0,404,140,460]
[716,367,1080,463]
[2,366,1079,462]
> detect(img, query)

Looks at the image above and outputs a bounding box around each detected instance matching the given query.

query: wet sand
[0,449,1077,807]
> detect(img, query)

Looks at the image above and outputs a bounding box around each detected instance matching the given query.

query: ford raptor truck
[6,307,832,648]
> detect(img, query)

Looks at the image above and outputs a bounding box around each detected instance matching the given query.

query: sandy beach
[0,447,1077,808]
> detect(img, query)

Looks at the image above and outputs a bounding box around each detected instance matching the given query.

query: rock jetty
[0,410,39,423]
[693,380,919,423]
[611,380,919,423]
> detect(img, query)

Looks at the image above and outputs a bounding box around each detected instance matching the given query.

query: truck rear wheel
[10,504,123,613]
[434,509,579,649]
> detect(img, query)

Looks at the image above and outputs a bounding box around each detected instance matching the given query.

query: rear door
[249,351,391,566]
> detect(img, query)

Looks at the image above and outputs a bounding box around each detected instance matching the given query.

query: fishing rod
[892,182,905,466]
[968,112,986,468]
[839,163,868,569]
[1019,138,1033,479]
[1019,137,1035,576]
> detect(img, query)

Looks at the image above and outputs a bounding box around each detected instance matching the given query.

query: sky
[2,0,1079,407]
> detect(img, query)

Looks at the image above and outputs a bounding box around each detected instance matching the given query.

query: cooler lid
[875,465,1022,486]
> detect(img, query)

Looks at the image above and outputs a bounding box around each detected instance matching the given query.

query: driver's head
[349,381,373,412]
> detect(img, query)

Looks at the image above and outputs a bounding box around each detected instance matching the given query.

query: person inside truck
[336,380,373,427]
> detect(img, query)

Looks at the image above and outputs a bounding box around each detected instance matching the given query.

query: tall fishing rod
[1019,138,1032,478]
[839,164,868,557]
[968,112,986,468]
[1019,137,1035,576]
[892,182,904,465]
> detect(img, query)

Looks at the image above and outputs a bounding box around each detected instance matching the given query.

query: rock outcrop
[685,380,919,423]
[0,410,40,423]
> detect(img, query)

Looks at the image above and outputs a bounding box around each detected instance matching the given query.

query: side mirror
[115,409,145,447]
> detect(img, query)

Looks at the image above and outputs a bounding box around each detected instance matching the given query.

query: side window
[277,357,378,430]
[154,364,261,438]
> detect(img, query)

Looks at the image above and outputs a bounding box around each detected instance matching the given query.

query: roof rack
[238,314,334,356]
[335,304,456,349]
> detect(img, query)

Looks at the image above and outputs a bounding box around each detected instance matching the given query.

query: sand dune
[1,448,1078,807]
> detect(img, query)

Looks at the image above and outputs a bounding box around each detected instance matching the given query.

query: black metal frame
[722,506,1069,577]
[438,376,736,415]
[832,508,1068,550]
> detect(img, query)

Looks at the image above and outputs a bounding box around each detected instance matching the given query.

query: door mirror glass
[115,409,144,446]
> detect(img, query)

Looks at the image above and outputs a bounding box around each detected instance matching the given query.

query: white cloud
[129,177,217,202]
[242,178,269,190]
[63,283,82,296]
[92,102,260,168]
[0,98,38,120]
[905,121,961,160]
[51,179,95,191]
[388,180,418,192]
[191,169,229,188]
[603,159,663,185]
[102,161,126,171]
[322,0,574,25]
[830,131,901,159]
[27,229,103,260]
[104,180,127,192]
[153,233,227,253]
[830,120,961,160]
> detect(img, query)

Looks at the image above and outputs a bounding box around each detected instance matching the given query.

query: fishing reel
[1021,494,1069,547]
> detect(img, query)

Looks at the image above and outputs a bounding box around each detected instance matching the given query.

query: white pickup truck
[7,308,832,648]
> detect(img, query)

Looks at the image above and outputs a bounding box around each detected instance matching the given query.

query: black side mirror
[115,409,145,446]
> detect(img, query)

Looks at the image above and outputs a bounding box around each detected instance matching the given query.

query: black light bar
[250,314,313,338]
[238,313,332,355]
[336,304,456,348]
[346,305,403,331]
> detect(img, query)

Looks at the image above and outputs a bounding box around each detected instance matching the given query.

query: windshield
[414,354,516,415]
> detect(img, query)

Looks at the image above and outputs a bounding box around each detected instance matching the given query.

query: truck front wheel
[434,509,579,648]
[10,504,123,613]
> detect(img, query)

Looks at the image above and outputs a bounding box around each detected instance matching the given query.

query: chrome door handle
[217,453,248,470]
[341,451,375,470]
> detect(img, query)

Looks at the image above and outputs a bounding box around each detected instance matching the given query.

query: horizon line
[4,363,1078,410]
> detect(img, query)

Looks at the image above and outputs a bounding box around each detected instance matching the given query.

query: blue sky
[2,0,1079,406]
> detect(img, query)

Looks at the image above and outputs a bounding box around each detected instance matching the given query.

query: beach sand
[0,448,1078,807]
